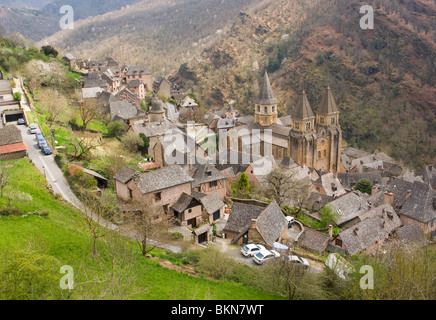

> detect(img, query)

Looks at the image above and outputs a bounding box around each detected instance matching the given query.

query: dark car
[17,118,25,125]
[38,138,47,149]
[42,146,52,155]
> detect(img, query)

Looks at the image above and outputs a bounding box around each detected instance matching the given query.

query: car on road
[240,244,266,257]
[17,118,25,125]
[285,216,295,228]
[283,255,310,269]
[42,146,52,155]
[36,132,43,139]
[29,124,38,134]
[38,138,47,149]
[253,249,280,265]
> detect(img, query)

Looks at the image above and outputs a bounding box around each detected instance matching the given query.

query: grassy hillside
[0,158,281,300]
[172,0,436,170]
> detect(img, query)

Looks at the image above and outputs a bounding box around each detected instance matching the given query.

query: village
[1,53,435,278]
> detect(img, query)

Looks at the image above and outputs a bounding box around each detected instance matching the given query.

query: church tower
[290,91,316,168]
[149,95,166,123]
[254,71,279,127]
[315,86,342,172]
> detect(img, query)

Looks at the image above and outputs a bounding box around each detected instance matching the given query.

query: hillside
[39,0,266,75]
[0,158,281,300]
[170,0,436,170]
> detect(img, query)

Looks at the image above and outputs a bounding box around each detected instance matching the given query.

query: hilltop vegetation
[172,0,436,170]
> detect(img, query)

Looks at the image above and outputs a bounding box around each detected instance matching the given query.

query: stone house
[101,69,120,92]
[223,201,288,247]
[194,191,226,223]
[62,54,76,68]
[153,77,172,98]
[171,192,203,228]
[298,228,331,255]
[128,79,145,99]
[126,66,152,91]
[110,100,146,130]
[113,165,194,215]
[115,88,142,109]
[188,163,227,200]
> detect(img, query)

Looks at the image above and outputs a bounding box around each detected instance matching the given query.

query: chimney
[328,225,333,238]
[383,191,394,206]
[354,227,359,236]
[250,219,257,230]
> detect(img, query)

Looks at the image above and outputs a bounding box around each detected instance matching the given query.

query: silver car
[253,249,280,265]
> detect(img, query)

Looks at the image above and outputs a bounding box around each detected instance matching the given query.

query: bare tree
[68,132,104,160]
[35,88,66,128]
[120,206,167,256]
[262,167,312,211]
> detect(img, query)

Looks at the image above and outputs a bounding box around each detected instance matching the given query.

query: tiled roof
[255,201,288,247]
[113,166,137,184]
[395,223,425,244]
[318,86,339,115]
[0,142,27,155]
[223,203,265,234]
[126,65,151,76]
[201,192,225,215]
[135,165,193,194]
[400,181,436,223]
[171,192,200,213]
[0,126,23,147]
[292,91,314,120]
[298,228,331,254]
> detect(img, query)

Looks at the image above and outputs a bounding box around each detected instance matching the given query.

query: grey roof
[292,91,314,120]
[135,165,193,194]
[200,192,225,214]
[305,192,334,212]
[63,53,75,60]
[170,192,201,213]
[342,147,371,160]
[126,65,151,76]
[418,165,436,189]
[83,168,108,181]
[113,166,137,184]
[400,181,436,223]
[110,101,141,120]
[217,118,237,129]
[128,79,142,88]
[255,201,288,247]
[337,172,383,190]
[339,206,402,255]
[223,203,265,234]
[0,126,22,146]
[298,228,331,254]
[131,120,179,138]
[255,71,279,105]
[327,192,370,225]
[395,223,425,244]
[318,86,339,115]
[277,156,297,169]
[236,115,254,125]
[190,163,226,188]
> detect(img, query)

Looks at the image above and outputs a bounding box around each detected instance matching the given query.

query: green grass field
[0,158,281,300]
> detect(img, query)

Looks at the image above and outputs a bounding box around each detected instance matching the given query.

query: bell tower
[290,91,316,167]
[254,71,279,127]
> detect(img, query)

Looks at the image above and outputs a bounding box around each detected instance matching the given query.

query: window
[206,171,212,177]
[155,192,162,201]
[295,122,300,130]
[209,181,218,188]
[306,122,311,130]
[324,150,327,157]
[272,106,275,112]
[265,106,268,113]
[318,151,321,159]
[331,117,336,124]
[188,209,192,214]
[320,117,324,124]
[258,105,260,112]
[128,188,133,200]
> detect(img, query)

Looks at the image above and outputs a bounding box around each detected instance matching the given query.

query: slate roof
[337,172,383,190]
[342,147,371,160]
[298,228,331,254]
[318,86,339,115]
[292,91,314,120]
[400,181,436,223]
[255,71,279,105]
[305,192,334,212]
[126,65,151,76]
[110,101,142,120]
[394,223,425,244]
[113,166,137,184]
[200,192,225,214]
[171,192,201,213]
[255,201,288,247]
[190,163,226,188]
[339,206,402,255]
[418,165,436,189]
[223,203,265,234]
[131,120,180,138]
[277,156,297,169]
[128,79,142,88]
[327,191,370,226]
[217,118,237,130]
[135,165,193,194]
[0,126,23,146]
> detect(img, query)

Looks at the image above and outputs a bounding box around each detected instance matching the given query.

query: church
[230,71,344,173]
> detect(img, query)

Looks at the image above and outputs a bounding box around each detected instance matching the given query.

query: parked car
[253,249,280,265]
[29,124,38,134]
[42,146,52,155]
[285,216,295,228]
[36,132,43,140]
[283,255,310,269]
[38,138,47,149]
[17,118,25,125]
[240,244,266,257]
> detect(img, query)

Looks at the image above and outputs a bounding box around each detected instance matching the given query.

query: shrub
[107,121,125,137]
[355,178,373,195]
[13,91,22,101]
[54,154,66,169]
[0,206,25,216]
